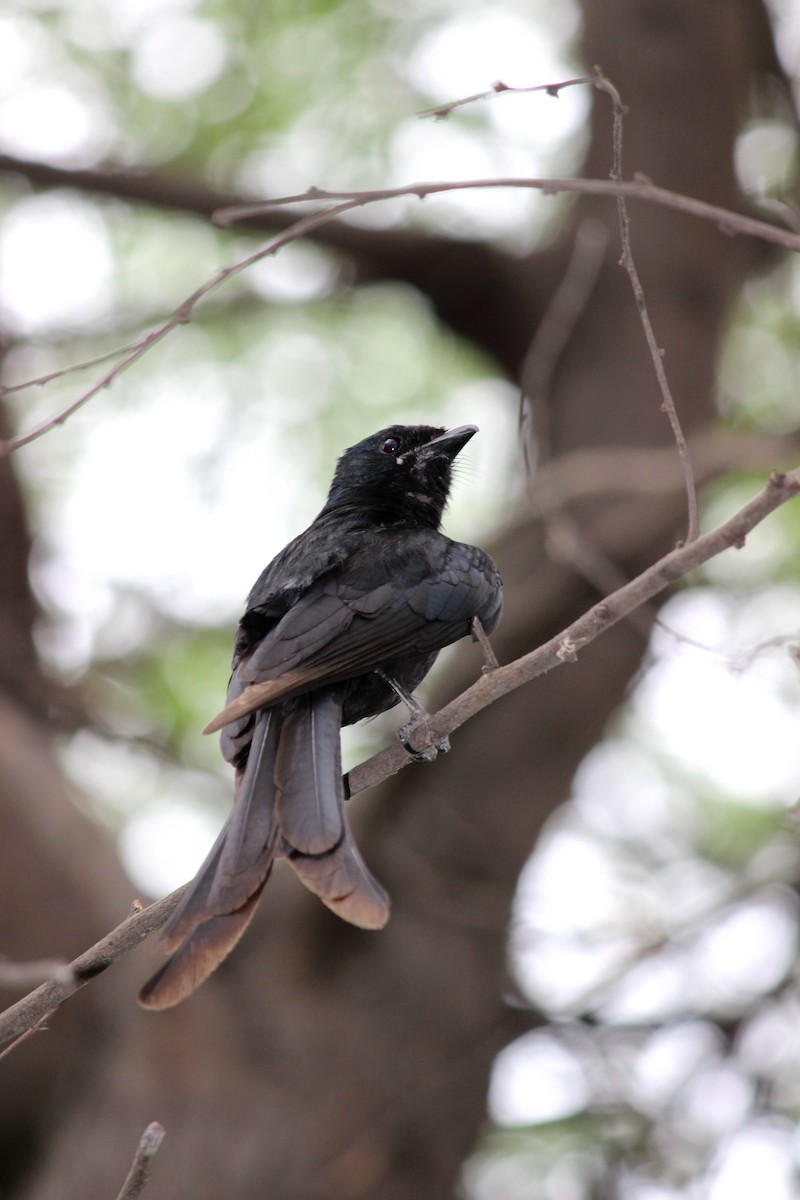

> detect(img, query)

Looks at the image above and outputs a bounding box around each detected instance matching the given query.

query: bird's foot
[397,717,450,764]
[376,669,450,762]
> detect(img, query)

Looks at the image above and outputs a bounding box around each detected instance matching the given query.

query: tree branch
[3,169,797,457]
[214,177,800,252]
[593,68,699,541]
[0,891,183,1050]
[1,467,797,1046]
[114,1123,165,1200]
[417,73,595,120]
[347,467,800,785]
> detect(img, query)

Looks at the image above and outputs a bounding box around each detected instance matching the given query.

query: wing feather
[204,540,501,734]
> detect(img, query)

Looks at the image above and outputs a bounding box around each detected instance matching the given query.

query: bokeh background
[3,1,800,1196]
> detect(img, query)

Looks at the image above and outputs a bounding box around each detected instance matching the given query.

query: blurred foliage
[100,619,233,765]
[4,0,800,1198]
[720,261,800,435]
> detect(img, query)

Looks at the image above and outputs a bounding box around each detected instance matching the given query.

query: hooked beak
[415,424,478,463]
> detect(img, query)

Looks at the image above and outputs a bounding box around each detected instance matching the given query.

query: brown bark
[0,2,789,1197]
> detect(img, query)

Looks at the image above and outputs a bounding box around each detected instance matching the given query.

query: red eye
[381,438,400,455]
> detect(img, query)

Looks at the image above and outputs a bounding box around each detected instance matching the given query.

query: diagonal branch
[114,1123,166,1200]
[1,466,798,1048]
[347,468,800,784]
[0,891,183,1051]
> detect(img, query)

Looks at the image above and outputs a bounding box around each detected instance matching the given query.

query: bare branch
[417,74,595,121]
[3,171,799,455]
[592,67,699,542]
[0,196,360,454]
[347,468,800,781]
[471,616,499,671]
[0,891,183,1050]
[0,1011,53,1062]
[114,1123,165,1200]
[0,469,797,1038]
[0,338,152,398]
[212,177,800,252]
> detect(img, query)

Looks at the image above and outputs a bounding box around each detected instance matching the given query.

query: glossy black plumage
[139,424,502,1009]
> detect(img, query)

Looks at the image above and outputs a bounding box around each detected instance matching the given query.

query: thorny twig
[417,73,595,120]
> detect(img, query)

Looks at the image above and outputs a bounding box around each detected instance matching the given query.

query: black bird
[139,424,502,1009]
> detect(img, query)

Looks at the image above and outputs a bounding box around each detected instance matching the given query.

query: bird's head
[324,424,477,528]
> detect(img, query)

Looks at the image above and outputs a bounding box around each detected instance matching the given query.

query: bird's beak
[417,424,478,462]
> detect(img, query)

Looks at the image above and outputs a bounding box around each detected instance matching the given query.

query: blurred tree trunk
[0,2,787,1197]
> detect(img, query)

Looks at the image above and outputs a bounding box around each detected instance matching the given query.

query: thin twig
[0,196,363,454]
[511,81,693,605]
[4,173,800,455]
[471,616,499,671]
[598,72,697,548]
[0,337,153,398]
[0,891,184,1049]
[211,177,800,250]
[417,74,595,121]
[1,321,188,453]
[114,1123,165,1200]
[0,1011,53,1062]
[592,67,699,542]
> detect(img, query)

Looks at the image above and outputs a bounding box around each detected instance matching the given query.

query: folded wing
[205,540,501,734]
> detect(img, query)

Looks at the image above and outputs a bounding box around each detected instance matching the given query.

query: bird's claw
[397,719,450,763]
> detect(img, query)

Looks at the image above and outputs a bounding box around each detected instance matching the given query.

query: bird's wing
[204,544,500,734]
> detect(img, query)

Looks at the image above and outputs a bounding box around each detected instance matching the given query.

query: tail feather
[274,690,344,854]
[139,691,391,1010]
[161,709,279,950]
[138,888,264,1010]
[276,690,389,929]
[288,830,390,929]
[138,711,279,1010]
[213,710,279,911]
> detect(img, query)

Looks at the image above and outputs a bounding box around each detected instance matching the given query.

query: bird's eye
[381,437,400,455]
